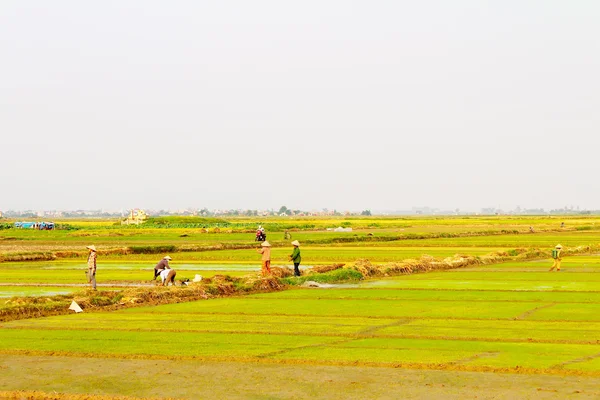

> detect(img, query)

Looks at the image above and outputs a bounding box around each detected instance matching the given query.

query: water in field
[0,261,311,290]
[5,261,314,271]
[0,287,77,298]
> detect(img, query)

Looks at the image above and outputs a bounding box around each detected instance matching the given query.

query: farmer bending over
[153,256,172,280]
[160,267,177,286]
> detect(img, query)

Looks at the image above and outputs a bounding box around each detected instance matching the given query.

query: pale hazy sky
[1,1,599,212]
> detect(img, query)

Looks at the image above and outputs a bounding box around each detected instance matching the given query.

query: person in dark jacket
[289,240,301,276]
[153,256,172,280]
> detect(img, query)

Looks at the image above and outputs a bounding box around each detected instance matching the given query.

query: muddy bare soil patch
[1,355,599,400]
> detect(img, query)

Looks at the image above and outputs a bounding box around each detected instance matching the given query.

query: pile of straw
[270,266,294,278]
[311,264,345,273]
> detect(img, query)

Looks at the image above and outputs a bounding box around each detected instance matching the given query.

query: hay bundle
[311,263,345,273]
[403,257,434,273]
[270,266,294,278]
[215,282,236,295]
[441,254,477,269]
[211,274,233,283]
[250,276,283,291]
[382,262,412,274]
[352,259,381,277]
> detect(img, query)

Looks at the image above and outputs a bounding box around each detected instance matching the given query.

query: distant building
[121,209,149,225]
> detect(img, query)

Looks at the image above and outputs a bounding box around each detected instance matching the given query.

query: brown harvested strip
[243,296,600,304]
[0,390,177,400]
[1,349,599,377]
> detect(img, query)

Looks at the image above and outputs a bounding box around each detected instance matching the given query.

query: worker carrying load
[549,244,563,272]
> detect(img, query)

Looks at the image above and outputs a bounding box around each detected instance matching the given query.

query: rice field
[1,216,600,398]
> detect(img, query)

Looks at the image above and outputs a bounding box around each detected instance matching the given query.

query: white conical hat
[86,245,97,251]
[261,241,271,247]
[555,244,563,249]
[69,300,83,313]
[291,240,300,246]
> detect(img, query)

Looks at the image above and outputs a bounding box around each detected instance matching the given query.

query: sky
[1,1,599,212]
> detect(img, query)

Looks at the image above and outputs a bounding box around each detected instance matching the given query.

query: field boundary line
[255,337,360,359]
[449,352,499,365]
[514,303,557,320]
[356,319,413,335]
[116,310,600,323]
[552,352,600,369]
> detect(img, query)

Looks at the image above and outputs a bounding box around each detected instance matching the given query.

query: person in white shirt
[160,267,177,286]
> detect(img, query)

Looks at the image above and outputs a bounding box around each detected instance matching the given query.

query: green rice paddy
[2,262,600,373]
[1,216,600,398]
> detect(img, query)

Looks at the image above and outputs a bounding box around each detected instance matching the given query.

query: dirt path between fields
[1,355,598,399]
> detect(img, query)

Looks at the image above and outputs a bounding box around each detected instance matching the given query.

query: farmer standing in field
[289,240,302,276]
[85,245,97,290]
[153,255,172,280]
[549,244,563,271]
[257,241,272,275]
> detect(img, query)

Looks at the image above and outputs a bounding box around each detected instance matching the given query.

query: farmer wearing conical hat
[549,244,563,272]
[289,240,302,276]
[153,255,172,281]
[256,241,272,276]
[86,245,97,290]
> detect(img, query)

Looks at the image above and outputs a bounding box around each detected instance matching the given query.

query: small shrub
[283,268,363,285]
[89,296,114,306]
[129,245,178,254]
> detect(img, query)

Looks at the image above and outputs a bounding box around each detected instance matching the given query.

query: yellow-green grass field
[1,216,600,398]
[1,258,600,398]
